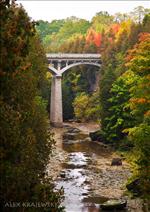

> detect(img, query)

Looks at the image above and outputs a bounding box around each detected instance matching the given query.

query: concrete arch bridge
[47,53,101,127]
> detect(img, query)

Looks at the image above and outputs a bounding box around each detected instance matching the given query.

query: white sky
[17,1,150,22]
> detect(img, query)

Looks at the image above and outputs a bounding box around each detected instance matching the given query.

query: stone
[60,171,66,178]
[83,137,91,142]
[67,128,81,133]
[126,178,142,196]
[111,158,122,166]
[89,130,102,141]
[100,199,127,210]
[63,132,88,141]
[63,133,76,140]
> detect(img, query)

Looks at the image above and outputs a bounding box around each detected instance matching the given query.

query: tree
[125,33,150,193]
[114,12,129,23]
[99,66,116,131]
[0,1,63,210]
[85,28,102,48]
[91,11,113,32]
[103,71,138,143]
[130,6,150,23]
[73,92,100,122]
[36,19,65,40]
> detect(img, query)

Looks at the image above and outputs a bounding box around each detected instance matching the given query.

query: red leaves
[94,33,102,47]
[86,28,102,47]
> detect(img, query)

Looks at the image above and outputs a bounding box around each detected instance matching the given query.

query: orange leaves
[94,33,102,47]
[125,32,150,75]
[86,28,102,47]
[144,110,150,117]
[110,23,120,34]
[138,32,150,42]
[85,28,94,42]
[130,98,148,104]
[126,32,150,62]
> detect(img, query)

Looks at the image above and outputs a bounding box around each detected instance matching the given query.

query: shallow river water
[47,122,149,212]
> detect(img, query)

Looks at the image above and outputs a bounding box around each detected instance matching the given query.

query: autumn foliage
[86,28,102,47]
[0,1,63,210]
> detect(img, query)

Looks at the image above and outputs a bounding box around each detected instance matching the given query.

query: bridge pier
[48,54,101,128]
[50,75,63,127]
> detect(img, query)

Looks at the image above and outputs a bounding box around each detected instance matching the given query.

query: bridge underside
[46,53,101,127]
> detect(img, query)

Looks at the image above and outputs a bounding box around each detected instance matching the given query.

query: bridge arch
[48,62,101,76]
[60,62,101,75]
[47,53,101,127]
[48,65,59,75]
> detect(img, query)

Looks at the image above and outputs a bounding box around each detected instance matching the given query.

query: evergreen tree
[0,1,63,210]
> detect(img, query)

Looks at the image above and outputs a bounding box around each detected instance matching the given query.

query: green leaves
[73,92,100,122]
[1,1,63,209]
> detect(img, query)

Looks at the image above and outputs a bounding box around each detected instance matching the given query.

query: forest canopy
[36,5,150,195]
[1,1,150,210]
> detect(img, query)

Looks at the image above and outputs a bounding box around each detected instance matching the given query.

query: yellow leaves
[122,128,129,134]
[121,70,138,85]
[146,75,150,80]
[46,72,52,79]
[115,19,132,42]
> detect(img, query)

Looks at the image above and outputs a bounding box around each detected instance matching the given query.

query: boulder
[63,132,88,141]
[63,133,76,140]
[67,128,81,133]
[126,179,142,196]
[111,157,122,166]
[89,130,102,142]
[60,171,66,178]
[100,199,127,210]
[83,137,91,142]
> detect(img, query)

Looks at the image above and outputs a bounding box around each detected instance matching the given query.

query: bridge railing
[46,53,101,59]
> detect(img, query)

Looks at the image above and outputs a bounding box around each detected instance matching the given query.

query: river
[47,122,148,212]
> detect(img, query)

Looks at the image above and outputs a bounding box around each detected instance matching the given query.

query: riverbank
[47,122,148,212]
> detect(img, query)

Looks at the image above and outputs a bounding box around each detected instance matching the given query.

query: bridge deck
[46,53,101,60]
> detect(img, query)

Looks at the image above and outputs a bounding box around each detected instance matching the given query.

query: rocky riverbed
[47,122,148,212]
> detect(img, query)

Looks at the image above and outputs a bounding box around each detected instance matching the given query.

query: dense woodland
[36,7,150,196]
[0,1,63,211]
[0,0,150,210]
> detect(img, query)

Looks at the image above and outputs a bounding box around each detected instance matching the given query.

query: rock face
[100,199,127,210]
[111,158,122,166]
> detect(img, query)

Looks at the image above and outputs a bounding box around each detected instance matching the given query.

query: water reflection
[56,152,91,211]
[54,125,147,212]
[55,128,112,212]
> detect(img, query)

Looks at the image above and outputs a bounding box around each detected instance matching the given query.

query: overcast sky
[17,1,150,22]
